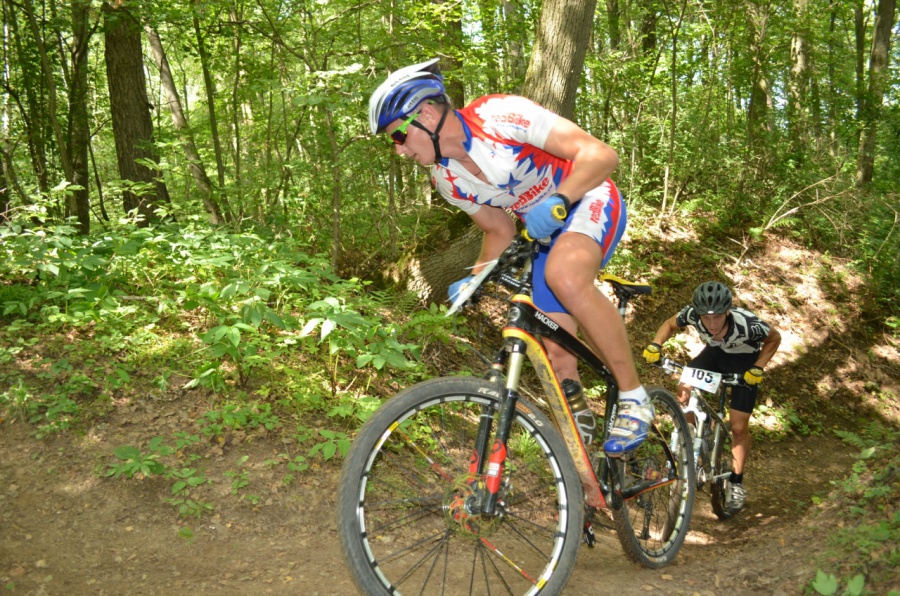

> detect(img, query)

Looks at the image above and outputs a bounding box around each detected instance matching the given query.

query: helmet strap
[428,102,450,162]
[407,97,451,162]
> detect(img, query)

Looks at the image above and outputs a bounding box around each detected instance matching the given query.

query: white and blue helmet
[368,58,446,134]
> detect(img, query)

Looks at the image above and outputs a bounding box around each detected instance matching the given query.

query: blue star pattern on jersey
[431,95,572,217]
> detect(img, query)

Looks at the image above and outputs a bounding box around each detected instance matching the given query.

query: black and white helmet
[692,281,732,315]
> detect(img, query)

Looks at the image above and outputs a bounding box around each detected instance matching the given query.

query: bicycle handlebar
[656,357,745,386]
[446,234,652,318]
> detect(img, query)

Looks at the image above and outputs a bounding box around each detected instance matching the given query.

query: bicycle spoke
[610,388,695,568]
[339,378,583,595]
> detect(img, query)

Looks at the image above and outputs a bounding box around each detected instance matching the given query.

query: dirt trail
[2,235,895,594]
[0,402,858,595]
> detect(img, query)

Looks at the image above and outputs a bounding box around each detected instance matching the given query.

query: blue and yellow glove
[744,366,764,385]
[448,276,475,303]
[523,193,570,240]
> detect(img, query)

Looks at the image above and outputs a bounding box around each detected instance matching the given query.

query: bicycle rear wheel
[338,376,585,595]
[710,421,737,520]
[609,387,695,568]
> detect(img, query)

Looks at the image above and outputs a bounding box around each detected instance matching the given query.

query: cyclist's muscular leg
[676,382,691,404]
[729,409,751,474]
[544,314,580,382]
[544,233,641,391]
[545,233,651,456]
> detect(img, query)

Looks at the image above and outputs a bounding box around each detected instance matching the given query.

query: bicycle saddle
[601,274,653,298]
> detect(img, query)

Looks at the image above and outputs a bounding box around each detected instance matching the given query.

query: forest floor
[1,233,899,595]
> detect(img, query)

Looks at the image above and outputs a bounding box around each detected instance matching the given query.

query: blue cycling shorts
[532,179,627,314]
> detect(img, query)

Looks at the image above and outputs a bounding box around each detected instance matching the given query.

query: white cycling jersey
[431,94,573,215]
[430,94,627,313]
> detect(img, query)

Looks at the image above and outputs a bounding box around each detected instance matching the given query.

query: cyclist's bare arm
[542,116,619,201]
[651,315,682,346]
[754,327,782,368]
[468,206,517,274]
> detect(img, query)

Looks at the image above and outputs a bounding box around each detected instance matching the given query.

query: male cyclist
[368,58,652,456]
[643,281,782,510]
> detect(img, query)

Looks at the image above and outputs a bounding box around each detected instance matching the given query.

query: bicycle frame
[470,287,679,516]
[664,359,740,482]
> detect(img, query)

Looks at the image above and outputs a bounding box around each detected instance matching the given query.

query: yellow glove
[643,342,662,364]
[744,366,764,385]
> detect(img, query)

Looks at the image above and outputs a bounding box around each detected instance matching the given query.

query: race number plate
[680,367,722,394]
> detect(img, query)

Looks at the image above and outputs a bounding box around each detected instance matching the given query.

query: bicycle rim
[710,422,737,520]
[338,377,584,595]
[610,387,695,568]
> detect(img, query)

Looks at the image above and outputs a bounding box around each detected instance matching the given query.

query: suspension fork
[474,339,527,516]
[469,352,509,477]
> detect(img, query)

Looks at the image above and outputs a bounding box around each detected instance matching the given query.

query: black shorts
[688,346,759,414]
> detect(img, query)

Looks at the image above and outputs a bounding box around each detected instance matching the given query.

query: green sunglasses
[390,112,420,145]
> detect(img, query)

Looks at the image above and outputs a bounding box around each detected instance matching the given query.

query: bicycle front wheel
[710,421,737,520]
[338,376,585,596]
[609,387,695,568]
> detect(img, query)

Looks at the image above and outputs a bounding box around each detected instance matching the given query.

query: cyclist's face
[700,312,728,335]
[387,110,434,165]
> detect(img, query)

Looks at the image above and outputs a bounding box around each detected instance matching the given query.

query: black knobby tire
[609,387,695,568]
[337,377,585,595]
[710,421,737,520]
[696,430,712,491]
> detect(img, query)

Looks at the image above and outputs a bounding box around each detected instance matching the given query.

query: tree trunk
[856,0,896,185]
[0,149,8,223]
[606,0,620,51]
[523,0,598,118]
[854,0,866,127]
[433,0,465,108]
[477,0,500,89]
[103,1,170,224]
[68,0,92,234]
[192,0,226,188]
[502,2,527,90]
[828,6,838,155]
[7,4,49,196]
[230,2,244,213]
[145,26,226,224]
[382,214,483,305]
[324,108,342,269]
[640,1,658,57]
[788,0,810,157]
[746,1,771,152]
[22,0,72,182]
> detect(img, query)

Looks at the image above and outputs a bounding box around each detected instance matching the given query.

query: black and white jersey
[676,306,771,355]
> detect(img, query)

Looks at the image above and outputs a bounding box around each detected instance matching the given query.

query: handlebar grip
[550,203,568,221]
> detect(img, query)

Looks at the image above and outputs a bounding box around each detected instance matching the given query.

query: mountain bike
[337,234,695,595]
[655,357,744,520]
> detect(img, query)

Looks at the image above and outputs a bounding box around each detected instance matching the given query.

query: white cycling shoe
[602,400,654,457]
[726,481,749,510]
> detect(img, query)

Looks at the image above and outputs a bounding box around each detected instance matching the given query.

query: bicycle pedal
[582,522,596,548]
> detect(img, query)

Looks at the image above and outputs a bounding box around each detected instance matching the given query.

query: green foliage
[0,378,80,438]
[106,435,214,518]
[807,423,900,593]
[810,570,865,596]
[199,401,280,438]
[106,437,174,479]
[295,426,351,462]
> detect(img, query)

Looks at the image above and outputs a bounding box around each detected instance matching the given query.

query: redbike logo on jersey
[509,178,550,211]
[491,112,531,128]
